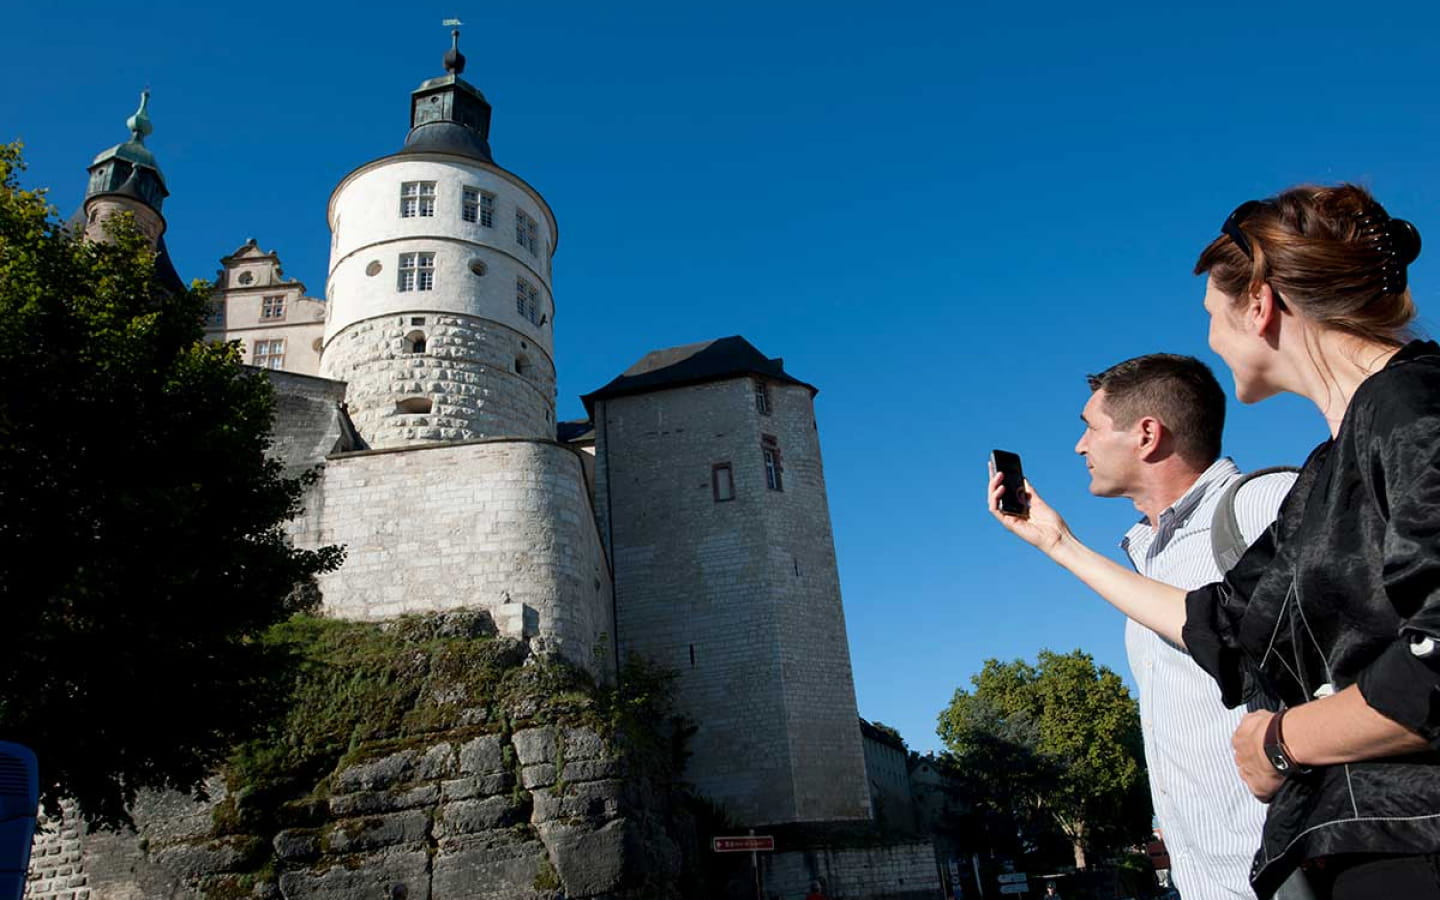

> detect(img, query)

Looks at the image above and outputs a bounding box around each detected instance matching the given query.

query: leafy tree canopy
[0,143,342,826]
[937,649,1150,869]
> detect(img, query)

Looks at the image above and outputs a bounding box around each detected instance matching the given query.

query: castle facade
[78,33,869,830]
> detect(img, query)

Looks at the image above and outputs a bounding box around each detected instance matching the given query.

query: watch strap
[1264,708,1313,778]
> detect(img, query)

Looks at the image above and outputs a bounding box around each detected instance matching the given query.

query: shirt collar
[1120,457,1238,551]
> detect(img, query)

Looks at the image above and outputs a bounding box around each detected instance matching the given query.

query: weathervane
[442,18,466,74]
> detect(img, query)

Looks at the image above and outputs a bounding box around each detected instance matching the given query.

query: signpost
[998,872,1029,895]
[713,834,775,900]
[712,836,776,852]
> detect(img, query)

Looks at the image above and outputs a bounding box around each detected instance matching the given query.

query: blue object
[0,743,39,900]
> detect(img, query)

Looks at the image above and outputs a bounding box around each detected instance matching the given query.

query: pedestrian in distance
[988,184,1440,900]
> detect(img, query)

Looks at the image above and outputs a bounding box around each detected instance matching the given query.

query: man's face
[1075,389,1141,497]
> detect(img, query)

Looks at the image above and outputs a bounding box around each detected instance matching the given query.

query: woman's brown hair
[1194,184,1420,348]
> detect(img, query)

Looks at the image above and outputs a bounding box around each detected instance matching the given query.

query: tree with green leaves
[937,649,1149,870]
[0,143,342,826]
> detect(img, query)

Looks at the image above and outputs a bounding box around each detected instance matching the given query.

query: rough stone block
[147,835,265,880]
[540,819,630,896]
[333,750,418,793]
[530,779,625,824]
[439,773,512,801]
[417,742,458,780]
[434,796,526,838]
[328,785,439,817]
[560,727,606,761]
[519,763,556,790]
[276,845,431,900]
[457,735,506,775]
[430,833,550,900]
[324,810,430,854]
[273,828,322,862]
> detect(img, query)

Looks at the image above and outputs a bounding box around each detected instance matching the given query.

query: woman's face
[1203,276,1274,403]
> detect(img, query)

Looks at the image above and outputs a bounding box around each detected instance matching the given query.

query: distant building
[204,240,327,375]
[860,720,917,832]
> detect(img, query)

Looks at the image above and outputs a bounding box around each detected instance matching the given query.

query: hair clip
[1356,210,1422,294]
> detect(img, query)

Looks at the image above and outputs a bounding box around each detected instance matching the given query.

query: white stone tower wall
[287,438,615,677]
[322,312,555,444]
[321,156,557,447]
[594,378,870,825]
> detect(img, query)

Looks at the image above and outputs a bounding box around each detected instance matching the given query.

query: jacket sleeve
[1183,523,1282,708]
[1354,369,1440,743]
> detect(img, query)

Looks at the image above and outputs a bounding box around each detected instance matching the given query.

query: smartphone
[990,449,1029,517]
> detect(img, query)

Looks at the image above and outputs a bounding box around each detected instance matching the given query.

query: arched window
[403,330,427,354]
[515,355,532,376]
[395,397,432,414]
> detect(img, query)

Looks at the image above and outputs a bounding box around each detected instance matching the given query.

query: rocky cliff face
[26,614,701,900]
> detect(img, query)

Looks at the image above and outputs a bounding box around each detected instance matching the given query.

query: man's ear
[1135,415,1165,460]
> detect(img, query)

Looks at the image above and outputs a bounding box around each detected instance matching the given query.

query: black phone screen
[991,449,1027,516]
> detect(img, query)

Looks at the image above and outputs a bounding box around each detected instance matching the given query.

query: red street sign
[713,836,775,852]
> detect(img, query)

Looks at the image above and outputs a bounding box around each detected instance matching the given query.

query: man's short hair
[1086,354,1225,467]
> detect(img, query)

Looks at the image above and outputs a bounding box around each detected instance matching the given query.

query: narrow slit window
[712,463,735,502]
[761,438,783,492]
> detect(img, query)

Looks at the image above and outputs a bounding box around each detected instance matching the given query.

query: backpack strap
[1210,466,1300,574]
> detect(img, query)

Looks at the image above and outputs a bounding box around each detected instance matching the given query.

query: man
[1075,354,1296,900]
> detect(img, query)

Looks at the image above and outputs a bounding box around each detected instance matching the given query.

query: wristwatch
[1263,708,1313,778]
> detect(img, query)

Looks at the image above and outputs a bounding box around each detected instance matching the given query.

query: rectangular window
[206,301,225,327]
[261,295,286,320]
[515,277,540,324]
[398,252,436,292]
[515,208,539,255]
[712,463,735,502]
[400,181,436,218]
[754,380,770,415]
[762,437,783,491]
[253,338,285,370]
[463,188,496,227]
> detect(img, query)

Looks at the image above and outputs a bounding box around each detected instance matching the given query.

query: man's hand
[1233,710,1284,801]
[987,468,1070,556]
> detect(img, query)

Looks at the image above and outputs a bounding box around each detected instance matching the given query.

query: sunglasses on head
[1220,199,1275,260]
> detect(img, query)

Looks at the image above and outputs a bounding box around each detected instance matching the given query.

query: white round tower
[321,31,559,448]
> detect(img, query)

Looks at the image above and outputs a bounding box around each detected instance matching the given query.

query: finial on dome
[442,19,466,75]
[126,88,153,143]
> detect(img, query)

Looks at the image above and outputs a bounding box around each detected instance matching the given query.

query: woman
[990,184,1440,899]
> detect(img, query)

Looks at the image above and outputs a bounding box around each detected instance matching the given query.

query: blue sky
[8,0,1440,755]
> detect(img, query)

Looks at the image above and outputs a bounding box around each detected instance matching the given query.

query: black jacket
[1184,339,1440,899]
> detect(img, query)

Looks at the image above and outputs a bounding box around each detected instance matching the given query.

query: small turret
[83,90,170,246]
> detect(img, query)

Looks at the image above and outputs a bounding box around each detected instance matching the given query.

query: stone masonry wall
[760,383,872,824]
[764,843,942,900]
[26,725,685,900]
[321,314,555,449]
[287,439,614,677]
[595,377,869,825]
[24,800,89,900]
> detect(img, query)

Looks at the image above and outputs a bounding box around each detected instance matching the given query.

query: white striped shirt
[1119,457,1297,900]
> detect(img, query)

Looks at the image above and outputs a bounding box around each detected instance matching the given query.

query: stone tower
[320,30,559,449]
[82,90,168,247]
[584,337,872,826]
[76,90,185,293]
